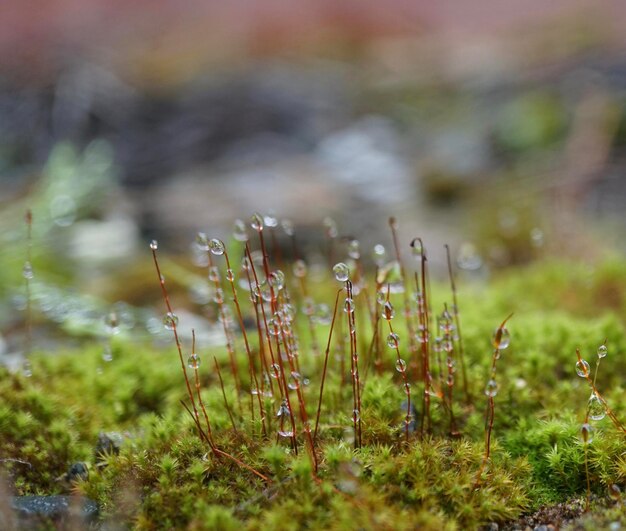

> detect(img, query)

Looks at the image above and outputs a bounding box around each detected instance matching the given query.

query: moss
[1,257,626,529]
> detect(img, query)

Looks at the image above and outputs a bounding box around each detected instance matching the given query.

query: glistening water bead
[576,359,590,378]
[588,393,606,421]
[387,333,400,348]
[187,354,200,369]
[162,312,179,330]
[485,379,499,397]
[395,359,407,373]
[492,327,511,349]
[383,301,395,320]
[150,240,158,250]
[598,344,608,358]
[581,423,594,444]
[250,213,264,231]
[333,262,350,282]
[209,239,225,256]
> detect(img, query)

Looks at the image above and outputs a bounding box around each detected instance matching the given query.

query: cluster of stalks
[575,342,626,511]
[150,213,509,484]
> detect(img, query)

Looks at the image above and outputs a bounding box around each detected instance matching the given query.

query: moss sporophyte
[4,210,626,529]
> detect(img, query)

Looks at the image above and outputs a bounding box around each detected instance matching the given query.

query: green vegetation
[1,213,626,530]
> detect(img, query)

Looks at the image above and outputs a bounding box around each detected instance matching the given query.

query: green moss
[1,258,626,528]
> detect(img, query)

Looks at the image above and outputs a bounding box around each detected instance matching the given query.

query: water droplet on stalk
[581,422,594,444]
[372,244,387,267]
[343,298,354,314]
[209,239,225,256]
[104,312,120,335]
[281,219,294,236]
[187,354,200,369]
[250,213,264,231]
[387,333,400,349]
[292,260,307,278]
[269,270,285,290]
[233,219,248,242]
[347,239,360,259]
[163,312,178,330]
[576,359,590,378]
[150,240,158,250]
[485,379,498,397]
[22,261,34,280]
[352,409,360,423]
[395,359,406,373]
[195,232,209,251]
[333,262,350,282]
[588,393,606,421]
[492,327,510,349]
[383,301,395,321]
[597,344,608,358]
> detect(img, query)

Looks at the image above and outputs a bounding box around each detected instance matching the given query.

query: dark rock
[64,462,89,483]
[94,431,123,462]
[11,495,98,526]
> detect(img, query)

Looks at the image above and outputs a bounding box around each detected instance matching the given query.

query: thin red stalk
[473,313,513,489]
[214,356,240,435]
[389,218,418,383]
[411,238,432,437]
[445,244,470,403]
[223,250,266,436]
[180,400,270,483]
[190,330,215,444]
[386,314,411,442]
[150,244,202,435]
[206,249,242,409]
[346,280,362,448]
[313,288,343,444]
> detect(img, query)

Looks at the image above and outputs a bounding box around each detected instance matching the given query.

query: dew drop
[269,270,285,290]
[281,218,295,236]
[225,268,235,282]
[264,213,278,228]
[347,239,360,260]
[213,288,224,304]
[233,219,248,242]
[102,344,113,362]
[195,232,209,251]
[333,262,350,282]
[387,333,400,349]
[581,422,594,444]
[588,393,606,421]
[372,244,387,267]
[162,312,179,330]
[457,242,482,271]
[352,409,360,423]
[597,344,608,358]
[104,312,120,335]
[323,217,338,238]
[343,298,355,314]
[576,359,590,378]
[150,240,158,250]
[292,260,307,278]
[22,261,34,280]
[288,372,301,390]
[278,430,294,438]
[250,213,264,231]
[187,353,200,369]
[395,358,407,373]
[22,360,32,378]
[376,290,386,306]
[485,379,498,397]
[209,238,225,256]
[383,301,395,321]
[269,363,281,378]
[492,327,511,349]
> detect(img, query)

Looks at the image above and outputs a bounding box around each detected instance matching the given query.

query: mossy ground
[1,258,626,529]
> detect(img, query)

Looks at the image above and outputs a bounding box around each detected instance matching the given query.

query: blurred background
[2,0,626,277]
